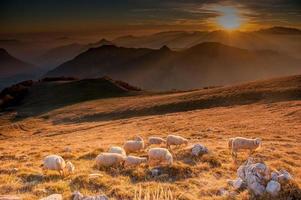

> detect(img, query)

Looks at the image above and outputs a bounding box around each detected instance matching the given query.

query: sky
[1,0,301,38]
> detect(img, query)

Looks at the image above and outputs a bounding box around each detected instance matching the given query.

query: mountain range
[0,48,40,90]
[46,42,301,90]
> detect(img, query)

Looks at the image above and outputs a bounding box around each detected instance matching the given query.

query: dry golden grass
[0,86,300,199]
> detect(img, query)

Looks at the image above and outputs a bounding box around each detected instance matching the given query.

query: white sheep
[166,135,188,148]
[95,153,125,168]
[108,146,126,157]
[148,148,173,167]
[42,155,74,176]
[228,137,262,159]
[123,137,144,153]
[148,136,166,145]
[124,156,147,167]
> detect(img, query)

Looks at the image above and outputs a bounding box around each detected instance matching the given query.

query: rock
[72,191,109,200]
[217,188,229,196]
[40,194,62,200]
[237,158,270,196]
[150,168,160,176]
[191,144,208,156]
[271,171,279,181]
[233,178,245,190]
[278,170,292,181]
[248,179,266,196]
[266,180,281,197]
[0,195,22,200]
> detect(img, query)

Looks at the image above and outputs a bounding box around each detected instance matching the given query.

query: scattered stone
[191,144,208,156]
[217,188,229,196]
[150,168,161,176]
[278,170,292,181]
[72,191,109,200]
[0,195,22,200]
[233,178,245,190]
[237,158,270,196]
[266,180,281,197]
[40,194,62,200]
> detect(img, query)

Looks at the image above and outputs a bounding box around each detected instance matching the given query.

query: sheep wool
[108,146,126,157]
[42,155,66,175]
[148,147,173,166]
[95,153,125,167]
[124,156,147,167]
[166,135,188,147]
[148,136,166,145]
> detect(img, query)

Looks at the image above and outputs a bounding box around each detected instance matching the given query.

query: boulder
[150,168,161,176]
[191,144,208,156]
[72,191,109,200]
[266,180,281,197]
[233,178,246,190]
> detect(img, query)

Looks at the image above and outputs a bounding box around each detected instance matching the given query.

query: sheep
[148,136,166,145]
[42,155,73,176]
[229,137,262,159]
[148,148,173,167]
[95,153,125,168]
[166,135,188,148]
[123,137,144,153]
[124,156,147,167]
[108,146,126,157]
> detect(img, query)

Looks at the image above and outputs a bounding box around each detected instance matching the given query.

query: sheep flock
[37,134,299,199]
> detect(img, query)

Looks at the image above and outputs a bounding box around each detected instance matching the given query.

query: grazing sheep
[229,137,261,159]
[124,156,147,167]
[166,135,188,148]
[123,137,144,153]
[95,153,125,168]
[42,155,73,175]
[148,148,173,167]
[108,146,126,157]
[148,136,166,145]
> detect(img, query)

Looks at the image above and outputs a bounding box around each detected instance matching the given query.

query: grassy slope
[0,75,300,199]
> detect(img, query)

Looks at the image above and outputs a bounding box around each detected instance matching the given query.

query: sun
[215,6,242,30]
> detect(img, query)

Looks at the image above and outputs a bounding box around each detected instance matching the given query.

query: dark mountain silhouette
[0,48,40,90]
[0,76,141,116]
[0,48,38,78]
[45,42,301,90]
[256,26,301,35]
[36,38,114,69]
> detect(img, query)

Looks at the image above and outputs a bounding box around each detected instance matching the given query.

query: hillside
[0,75,300,200]
[36,39,114,69]
[45,43,301,90]
[0,48,39,90]
[0,77,141,117]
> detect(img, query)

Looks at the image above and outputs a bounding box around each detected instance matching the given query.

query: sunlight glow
[215,6,242,30]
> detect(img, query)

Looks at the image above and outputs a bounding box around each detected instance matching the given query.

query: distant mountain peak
[257,26,301,34]
[159,45,171,52]
[92,38,114,46]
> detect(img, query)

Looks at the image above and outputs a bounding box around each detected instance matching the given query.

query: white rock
[40,194,63,200]
[72,191,109,200]
[233,178,244,190]
[271,171,279,181]
[278,170,292,181]
[191,144,208,156]
[266,180,281,197]
[150,168,160,176]
[218,188,229,196]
